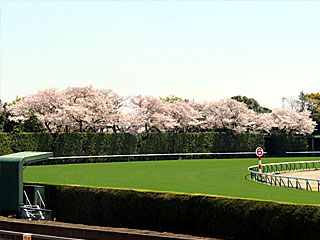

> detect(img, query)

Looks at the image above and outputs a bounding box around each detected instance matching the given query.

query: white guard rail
[248,160,320,192]
[26,152,258,165]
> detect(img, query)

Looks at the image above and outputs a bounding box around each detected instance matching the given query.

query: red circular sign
[256,147,264,157]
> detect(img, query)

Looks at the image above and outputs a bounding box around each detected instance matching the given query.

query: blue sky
[1,1,319,109]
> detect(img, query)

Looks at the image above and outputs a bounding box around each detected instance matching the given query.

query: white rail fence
[26,152,257,165]
[248,160,320,192]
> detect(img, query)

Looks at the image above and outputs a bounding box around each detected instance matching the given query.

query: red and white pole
[256,147,264,178]
[259,156,262,177]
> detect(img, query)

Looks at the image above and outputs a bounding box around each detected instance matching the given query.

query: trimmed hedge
[210,132,264,153]
[0,133,13,156]
[138,132,264,154]
[53,132,138,156]
[265,132,308,156]
[53,133,89,156]
[0,131,310,157]
[85,133,138,155]
[51,132,265,156]
[43,184,320,240]
[138,132,211,153]
[12,132,53,152]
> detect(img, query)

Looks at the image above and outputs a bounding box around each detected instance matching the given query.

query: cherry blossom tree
[101,89,128,133]
[62,86,121,132]
[0,101,7,132]
[7,88,316,135]
[203,98,258,133]
[127,95,204,133]
[270,108,316,135]
[250,113,274,134]
[8,86,125,134]
[0,100,5,113]
[8,88,67,134]
[163,100,203,132]
[128,95,176,133]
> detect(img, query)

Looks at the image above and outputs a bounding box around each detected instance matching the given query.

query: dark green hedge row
[0,133,54,156]
[308,137,320,151]
[0,132,310,157]
[139,132,264,153]
[53,132,138,156]
[265,132,309,156]
[43,184,320,240]
[54,132,264,156]
[0,133,13,156]
[12,132,53,152]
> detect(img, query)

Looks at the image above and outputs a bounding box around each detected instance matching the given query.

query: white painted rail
[248,159,320,191]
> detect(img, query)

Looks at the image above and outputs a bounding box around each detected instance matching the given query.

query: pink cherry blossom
[7,88,316,135]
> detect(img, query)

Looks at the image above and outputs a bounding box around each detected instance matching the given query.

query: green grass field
[24,157,320,205]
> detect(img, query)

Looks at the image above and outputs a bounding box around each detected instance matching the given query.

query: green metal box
[0,152,52,212]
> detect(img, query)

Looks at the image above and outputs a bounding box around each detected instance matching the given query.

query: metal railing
[20,205,52,221]
[26,152,258,165]
[248,160,320,191]
[286,151,320,157]
[37,190,46,209]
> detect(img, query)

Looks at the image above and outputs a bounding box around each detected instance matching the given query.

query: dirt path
[283,170,320,179]
[279,170,320,190]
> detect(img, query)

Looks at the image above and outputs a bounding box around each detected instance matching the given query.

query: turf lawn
[24,157,320,205]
